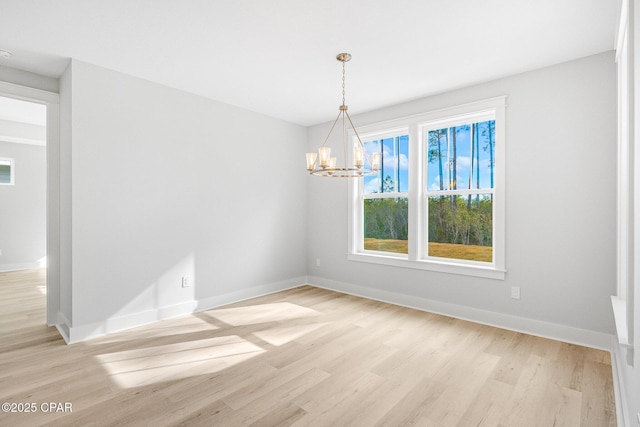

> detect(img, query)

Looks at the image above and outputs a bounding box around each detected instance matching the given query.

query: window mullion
[408,124,420,261]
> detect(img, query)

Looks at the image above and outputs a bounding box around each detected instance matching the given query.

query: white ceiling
[0,0,618,126]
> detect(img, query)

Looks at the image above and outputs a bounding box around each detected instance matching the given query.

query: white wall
[0,141,46,271]
[307,51,617,348]
[59,59,308,341]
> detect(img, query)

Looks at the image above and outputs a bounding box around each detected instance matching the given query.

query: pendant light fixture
[306,53,381,177]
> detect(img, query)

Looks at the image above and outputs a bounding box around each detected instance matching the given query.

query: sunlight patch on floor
[95,335,264,388]
[204,302,321,326]
[252,322,328,346]
[91,301,326,388]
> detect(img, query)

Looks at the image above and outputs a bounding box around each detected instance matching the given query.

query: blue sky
[427,120,495,192]
[361,120,495,194]
[363,135,409,194]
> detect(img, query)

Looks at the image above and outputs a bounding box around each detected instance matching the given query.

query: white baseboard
[195,276,308,312]
[308,276,614,351]
[57,273,613,351]
[55,312,71,344]
[0,261,41,272]
[63,276,308,344]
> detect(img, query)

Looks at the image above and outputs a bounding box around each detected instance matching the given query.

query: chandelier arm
[320,110,344,148]
[310,110,344,170]
[342,108,348,169]
[344,109,370,167]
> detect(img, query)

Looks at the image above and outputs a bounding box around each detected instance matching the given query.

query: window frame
[611,0,632,351]
[348,97,506,280]
[0,157,15,186]
[421,111,496,266]
[357,128,410,257]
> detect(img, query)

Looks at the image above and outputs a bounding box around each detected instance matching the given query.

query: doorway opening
[0,88,58,337]
[0,95,47,332]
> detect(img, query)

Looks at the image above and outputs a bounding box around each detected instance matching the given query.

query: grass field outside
[363,238,408,254]
[364,238,492,262]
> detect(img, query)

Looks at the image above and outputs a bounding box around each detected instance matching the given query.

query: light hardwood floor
[0,269,616,426]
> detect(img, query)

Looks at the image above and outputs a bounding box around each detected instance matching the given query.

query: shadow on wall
[79,253,197,341]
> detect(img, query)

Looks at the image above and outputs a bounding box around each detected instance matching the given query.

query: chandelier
[306,53,381,177]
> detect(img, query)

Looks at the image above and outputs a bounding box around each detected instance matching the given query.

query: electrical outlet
[510,286,521,300]
[181,276,190,288]
[316,258,321,267]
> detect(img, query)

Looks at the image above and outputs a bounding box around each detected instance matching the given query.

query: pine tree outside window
[424,118,495,263]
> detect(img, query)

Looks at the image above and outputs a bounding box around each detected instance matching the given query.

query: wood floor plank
[0,269,616,426]
[455,378,514,427]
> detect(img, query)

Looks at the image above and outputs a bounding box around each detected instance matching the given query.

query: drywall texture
[0,141,46,270]
[62,59,308,331]
[307,51,617,336]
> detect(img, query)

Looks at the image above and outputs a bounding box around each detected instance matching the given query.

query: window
[348,97,506,279]
[0,158,14,185]
[424,116,495,263]
[361,132,409,255]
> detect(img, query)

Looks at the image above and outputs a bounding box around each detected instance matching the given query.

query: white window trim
[0,157,15,186]
[611,0,633,353]
[356,129,410,257]
[348,97,506,280]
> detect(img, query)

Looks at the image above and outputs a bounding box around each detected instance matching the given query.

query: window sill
[611,296,632,348]
[347,252,506,280]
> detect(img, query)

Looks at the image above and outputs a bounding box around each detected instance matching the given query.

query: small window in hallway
[0,158,14,185]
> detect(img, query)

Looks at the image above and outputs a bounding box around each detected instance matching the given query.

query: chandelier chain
[342,61,346,106]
